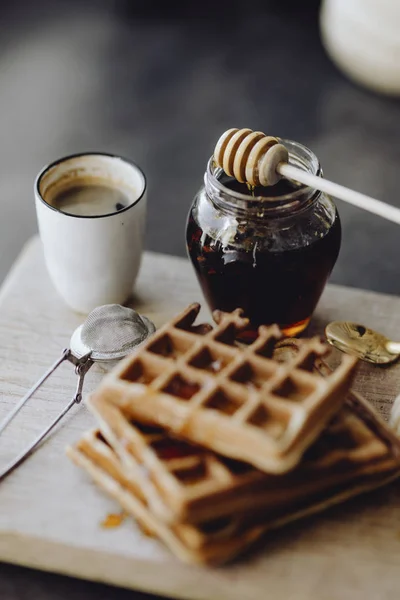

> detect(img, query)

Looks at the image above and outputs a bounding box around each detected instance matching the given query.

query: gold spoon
[325,321,400,365]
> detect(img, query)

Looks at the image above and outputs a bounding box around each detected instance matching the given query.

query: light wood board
[0,236,400,600]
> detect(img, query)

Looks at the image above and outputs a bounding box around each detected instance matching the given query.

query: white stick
[278,162,400,226]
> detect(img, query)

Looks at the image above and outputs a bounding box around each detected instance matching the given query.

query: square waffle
[67,433,267,566]
[67,405,400,565]
[91,303,358,473]
[85,394,400,525]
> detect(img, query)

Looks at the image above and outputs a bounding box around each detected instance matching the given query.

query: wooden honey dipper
[214,128,400,226]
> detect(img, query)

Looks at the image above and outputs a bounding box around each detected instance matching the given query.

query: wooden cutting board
[0,236,400,600]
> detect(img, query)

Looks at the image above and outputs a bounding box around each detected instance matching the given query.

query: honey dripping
[246,182,255,197]
[101,511,127,529]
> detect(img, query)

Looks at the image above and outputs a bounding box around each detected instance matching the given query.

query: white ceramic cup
[35,153,147,314]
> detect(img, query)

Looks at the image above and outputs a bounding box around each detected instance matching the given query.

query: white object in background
[320,0,400,96]
[35,153,147,314]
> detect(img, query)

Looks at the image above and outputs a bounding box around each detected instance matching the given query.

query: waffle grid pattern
[68,405,400,565]
[67,305,400,565]
[68,437,268,565]
[98,303,358,472]
[87,395,397,525]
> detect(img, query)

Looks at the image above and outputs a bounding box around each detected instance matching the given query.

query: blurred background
[0,0,400,293]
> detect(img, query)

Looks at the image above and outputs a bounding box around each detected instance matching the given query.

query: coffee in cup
[35,153,147,313]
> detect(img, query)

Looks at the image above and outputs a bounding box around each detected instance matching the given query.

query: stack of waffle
[67,304,400,565]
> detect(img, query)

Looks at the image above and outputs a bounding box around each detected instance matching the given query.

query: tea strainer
[0,304,155,481]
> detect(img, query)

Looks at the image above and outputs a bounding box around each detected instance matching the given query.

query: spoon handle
[386,341,400,355]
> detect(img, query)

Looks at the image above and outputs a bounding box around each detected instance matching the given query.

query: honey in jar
[186,139,341,338]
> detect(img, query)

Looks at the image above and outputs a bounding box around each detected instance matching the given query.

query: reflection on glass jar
[186,139,341,338]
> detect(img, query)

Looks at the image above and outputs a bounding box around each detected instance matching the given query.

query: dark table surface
[1,0,400,598]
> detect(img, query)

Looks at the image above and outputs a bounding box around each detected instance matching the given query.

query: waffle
[91,303,358,473]
[85,394,400,525]
[67,413,400,566]
[67,434,267,566]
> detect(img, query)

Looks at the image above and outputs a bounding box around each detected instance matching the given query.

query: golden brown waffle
[67,434,267,566]
[86,394,400,525]
[67,311,400,565]
[67,416,400,566]
[91,303,358,473]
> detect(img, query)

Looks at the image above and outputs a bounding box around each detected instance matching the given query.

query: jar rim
[206,138,321,211]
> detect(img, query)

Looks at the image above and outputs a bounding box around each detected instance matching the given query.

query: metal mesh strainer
[0,304,155,481]
[71,304,155,361]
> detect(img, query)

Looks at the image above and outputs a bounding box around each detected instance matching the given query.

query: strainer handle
[0,397,77,481]
[0,349,71,436]
[0,356,93,481]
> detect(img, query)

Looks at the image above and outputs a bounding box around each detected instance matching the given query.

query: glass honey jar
[186,139,341,338]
